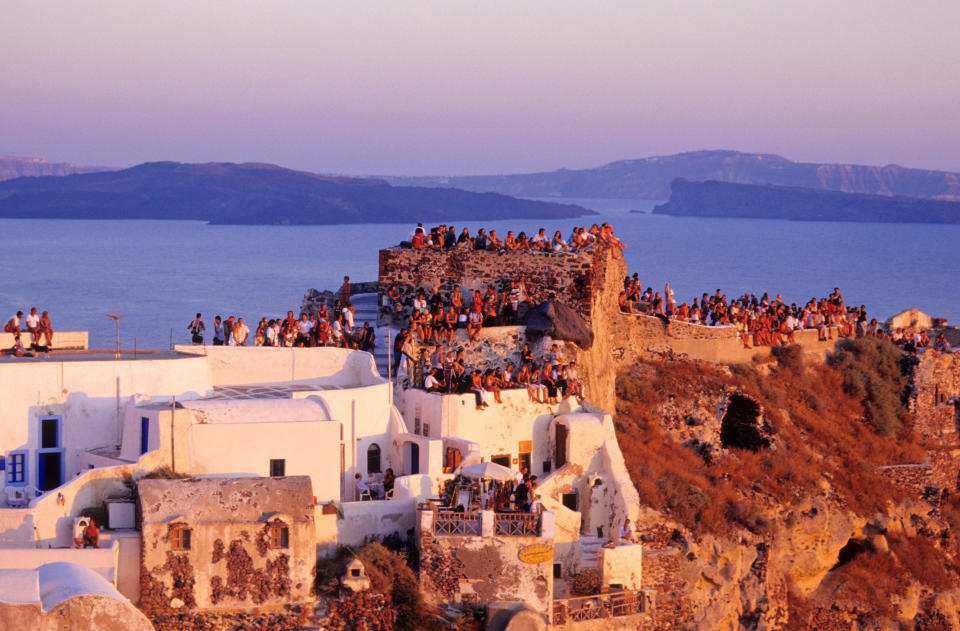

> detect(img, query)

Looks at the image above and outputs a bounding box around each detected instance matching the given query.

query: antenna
[105,314,121,359]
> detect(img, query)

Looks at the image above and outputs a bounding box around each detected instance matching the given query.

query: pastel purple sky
[3,1,959,176]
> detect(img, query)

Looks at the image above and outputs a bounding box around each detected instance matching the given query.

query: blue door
[140,417,150,455]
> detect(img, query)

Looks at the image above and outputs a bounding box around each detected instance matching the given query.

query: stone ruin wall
[378,247,598,325]
[909,351,960,492]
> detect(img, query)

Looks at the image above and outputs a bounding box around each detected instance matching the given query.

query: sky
[3,1,960,176]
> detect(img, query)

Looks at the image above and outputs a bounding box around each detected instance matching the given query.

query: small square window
[269,459,285,477]
[6,453,26,485]
[268,523,289,549]
[171,525,191,551]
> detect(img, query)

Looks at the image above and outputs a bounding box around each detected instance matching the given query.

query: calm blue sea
[1,198,958,349]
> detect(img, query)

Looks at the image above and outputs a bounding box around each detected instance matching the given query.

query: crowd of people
[403,222,625,253]
[440,466,542,514]
[618,280,882,348]
[393,329,583,409]
[186,277,376,352]
[386,275,535,344]
[4,307,55,352]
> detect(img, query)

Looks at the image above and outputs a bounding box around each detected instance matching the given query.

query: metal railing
[433,511,481,536]
[551,591,643,624]
[494,511,541,536]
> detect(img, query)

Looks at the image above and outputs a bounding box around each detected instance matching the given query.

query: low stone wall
[641,548,692,630]
[0,542,119,583]
[877,464,934,501]
[336,499,417,547]
[0,330,88,350]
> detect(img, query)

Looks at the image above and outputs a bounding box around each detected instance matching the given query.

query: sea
[1,197,958,350]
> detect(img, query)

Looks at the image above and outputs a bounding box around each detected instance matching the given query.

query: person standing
[232,317,249,346]
[212,316,225,346]
[223,316,235,345]
[187,313,205,344]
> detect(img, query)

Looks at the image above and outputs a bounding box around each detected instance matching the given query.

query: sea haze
[1,200,957,349]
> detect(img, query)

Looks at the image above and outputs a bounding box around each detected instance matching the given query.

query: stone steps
[579,534,603,570]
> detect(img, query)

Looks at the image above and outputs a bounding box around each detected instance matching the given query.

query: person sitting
[467,304,484,341]
[488,229,504,251]
[469,369,488,409]
[619,518,634,544]
[383,468,396,497]
[504,230,517,250]
[424,368,444,392]
[551,230,569,252]
[410,227,427,250]
[38,311,55,346]
[24,308,41,342]
[935,333,952,352]
[355,473,372,500]
[483,368,503,404]
[75,518,100,549]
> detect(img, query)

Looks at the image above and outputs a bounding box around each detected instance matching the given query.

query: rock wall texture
[418,531,553,615]
[909,350,960,492]
[138,477,315,616]
[378,247,598,324]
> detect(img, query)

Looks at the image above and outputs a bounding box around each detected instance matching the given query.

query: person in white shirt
[296,314,314,346]
[24,308,40,340]
[232,317,250,346]
[266,320,280,346]
[619,518,634,544]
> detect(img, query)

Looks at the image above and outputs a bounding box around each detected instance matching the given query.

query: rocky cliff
[0,155,112,181]
[653,178,960,225]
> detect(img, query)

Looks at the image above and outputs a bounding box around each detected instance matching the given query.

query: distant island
[0,161,594,225]
[0,155,114,181]
[653,178,960,225]
[383,149,960,202]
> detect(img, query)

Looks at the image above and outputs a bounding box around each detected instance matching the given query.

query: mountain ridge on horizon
[381,149,960,202]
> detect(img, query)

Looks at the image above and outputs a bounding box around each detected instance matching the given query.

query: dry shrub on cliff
[615,353,925,535]
[888,537,957,590]
[828,337,912,436]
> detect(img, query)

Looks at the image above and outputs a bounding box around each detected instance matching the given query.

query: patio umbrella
[460,461,515,482]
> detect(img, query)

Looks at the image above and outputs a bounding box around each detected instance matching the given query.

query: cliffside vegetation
[614,342,959,628]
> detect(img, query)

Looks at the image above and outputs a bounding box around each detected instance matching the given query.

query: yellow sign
[518,543,554,564]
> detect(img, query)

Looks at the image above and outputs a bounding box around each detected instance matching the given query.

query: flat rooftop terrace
[0,349,194,364]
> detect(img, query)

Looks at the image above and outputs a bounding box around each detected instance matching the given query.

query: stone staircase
[578,533,603,571]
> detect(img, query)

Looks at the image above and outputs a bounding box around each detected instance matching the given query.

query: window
[268,522,289,549]
[491,454,510,468]
[40,417,61,449]
[140,417,150,455]
[562,492,578,511]
[269,459,285,477]
[553,563,563,579]
[6,452,26,485]
[170,524,191,551]
[366,443,381,474]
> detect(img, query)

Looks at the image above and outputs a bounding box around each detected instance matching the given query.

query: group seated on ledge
[400,222,625,253]
[394,334,582,408]
[3,307,56,356]
[387,275,534,344]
